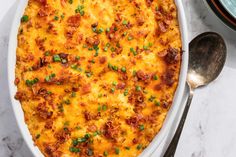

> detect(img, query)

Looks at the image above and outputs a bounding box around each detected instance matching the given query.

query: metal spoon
[163,32,227,157]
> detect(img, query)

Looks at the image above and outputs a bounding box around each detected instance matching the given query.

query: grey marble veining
[0,0,236,157]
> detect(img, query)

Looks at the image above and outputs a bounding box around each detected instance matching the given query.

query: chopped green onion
[102,105,107,111]
[153,75,158,80]
[124,89,129,96]
[135,85,141,92]
[136,144,142,150]
[21,15,29,22]
[115,148,120,154]
[53,54,61,62]
[122,20,128,25]
[154,100,160,106]
[139,125,145,131]
[68,0,73,4]
[35,134,40,139]
[103,151,108,156]
[54,16,59,21]
[121,67,126,73]
[128,36,133,41]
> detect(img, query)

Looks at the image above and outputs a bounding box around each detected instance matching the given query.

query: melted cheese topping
[15,0,182,156]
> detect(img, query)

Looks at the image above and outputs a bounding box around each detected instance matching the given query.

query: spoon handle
[163,86,194,157]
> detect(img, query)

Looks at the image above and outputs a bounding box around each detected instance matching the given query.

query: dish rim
[7,0,188,156]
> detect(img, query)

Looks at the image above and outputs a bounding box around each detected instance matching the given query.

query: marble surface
[0,0,236,157]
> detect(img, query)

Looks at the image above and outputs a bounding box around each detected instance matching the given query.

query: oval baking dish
[8,0,188,156]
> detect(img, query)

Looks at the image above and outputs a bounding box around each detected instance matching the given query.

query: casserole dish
[8,0,188,156]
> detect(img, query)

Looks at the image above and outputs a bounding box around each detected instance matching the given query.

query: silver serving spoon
[163,32,227,157]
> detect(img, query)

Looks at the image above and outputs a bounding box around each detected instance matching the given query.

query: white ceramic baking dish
[8,0,188,156]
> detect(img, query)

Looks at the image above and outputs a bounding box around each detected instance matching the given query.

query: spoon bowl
[164,32,227,157]
[188,32,227,88]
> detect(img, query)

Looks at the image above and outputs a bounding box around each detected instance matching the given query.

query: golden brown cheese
[15,0,182,156]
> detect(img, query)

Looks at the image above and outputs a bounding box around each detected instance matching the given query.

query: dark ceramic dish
[206,0,236,31]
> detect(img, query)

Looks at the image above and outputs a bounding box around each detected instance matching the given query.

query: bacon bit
[81,84,91,95]
[47,22,57,35]
[84,111,93,121]
[54,128,71,144]
[118,73,128,81]
[136,70,151,83]
[38,88,48,95]
[99,56,107,64]
[146,0,153,7]
[147,110,160,123]
[136,16,145,26]
[115,47,123,55]
[14,91,25,101]
[35,37,45,51]
[154,84,162,91]
[103,121,119,140]
[67,14,81,27]
[76,34,83,44]
[14,78,20,85]
[85,35,100,46]
[132,138,139,144]
[35,0,47,5]
[164,47,180,64]
[116,82,126,89]
[60,0,67,7]
[157,49,168,57]
[156,21,168,36]
[128,91,145,105]
[44,143,59,156]
[87,124,97,132]
[65,27,77,38]
[45,120,53,129]
[162,68,176,86]
[106,23,120,42]
[36,102,53,120]
[126,116,142,128]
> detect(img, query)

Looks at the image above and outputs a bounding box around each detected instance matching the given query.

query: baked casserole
[15,0,182,156]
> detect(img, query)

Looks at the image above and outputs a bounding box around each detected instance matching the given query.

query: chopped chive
[148,42,153,47]
[124,89,129,96]
[36,134,40,139]
[54,16,59,21]
[45,51,50,56]
[102,105,107,111]
[69,147,80,153]
[106,28,110,32]
[110,87,115,93]
[128,36,133,41]
[71,92,76,97]
[76,56,80,60]
[21,15,29,22]
[103,151,108,156]
[68,0,73,4]
[135,85,141,92]
[115,148,120,154]
[72,139,78,146]
[122,20,128,25]
[139,124,145,131]
[121,67,126,73]
[154,100,160,106]
[112,81,117,86]
[143,45,149,50]
[148,95,156,102]
[125,146,130,150]
[136,144,142,150]
[153,75,158,80]
[53,54,61,62]
[98,28,104,34]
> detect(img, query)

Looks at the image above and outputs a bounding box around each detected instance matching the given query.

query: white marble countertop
[1,0,236,157]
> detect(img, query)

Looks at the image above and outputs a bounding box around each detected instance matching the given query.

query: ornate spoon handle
[163,86,194,157]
